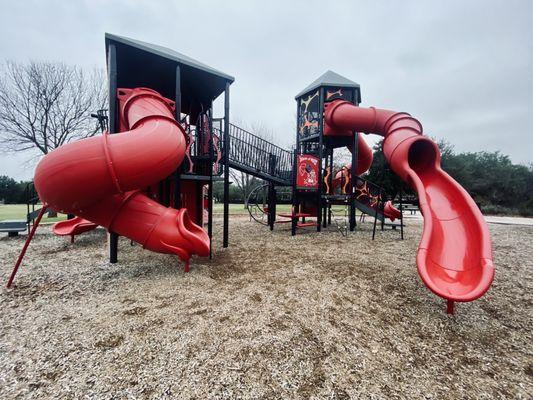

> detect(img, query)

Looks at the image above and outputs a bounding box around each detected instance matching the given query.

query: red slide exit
[53,217,98,242]
[34,88,209,266]
[324,100,495,309]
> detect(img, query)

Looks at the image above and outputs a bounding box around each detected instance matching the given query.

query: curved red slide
[325,100,494,308]
[34,87,209,266]
[53,217,98,241]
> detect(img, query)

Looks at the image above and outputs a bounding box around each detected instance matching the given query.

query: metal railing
[213,120,293,184]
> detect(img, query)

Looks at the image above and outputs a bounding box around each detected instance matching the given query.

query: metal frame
[174,65,182,209]
[316,87,324,232]
[107,43,119,264]
[223,82,230,248]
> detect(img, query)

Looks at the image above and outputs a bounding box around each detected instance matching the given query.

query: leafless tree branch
[0,61,107,156]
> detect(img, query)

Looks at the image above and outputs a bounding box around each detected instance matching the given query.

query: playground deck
[0,217,531,399]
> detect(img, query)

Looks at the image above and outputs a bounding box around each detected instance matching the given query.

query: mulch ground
[0,216,531,399]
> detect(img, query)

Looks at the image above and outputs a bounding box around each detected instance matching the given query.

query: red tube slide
[325,100,494,305]
[34,87,209,265]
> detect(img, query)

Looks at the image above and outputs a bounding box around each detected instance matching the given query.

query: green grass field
[0,203,297,223]
[0,204,66,224]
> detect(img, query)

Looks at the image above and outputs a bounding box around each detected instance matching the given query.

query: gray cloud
[1,0,532,180]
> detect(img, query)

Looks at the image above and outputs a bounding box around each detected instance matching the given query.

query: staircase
[213,121,293,186]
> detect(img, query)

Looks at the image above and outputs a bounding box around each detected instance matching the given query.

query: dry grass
[0,216,531,399]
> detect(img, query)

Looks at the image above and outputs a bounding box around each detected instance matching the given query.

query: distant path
[402,213,533,226]
[483,215,533,226]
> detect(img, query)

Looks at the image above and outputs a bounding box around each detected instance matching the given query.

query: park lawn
[0,203,297,222]
[0,203,353,222]
[0,204,66,224]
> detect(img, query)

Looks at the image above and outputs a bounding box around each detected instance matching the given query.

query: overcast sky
[1,0,532,180]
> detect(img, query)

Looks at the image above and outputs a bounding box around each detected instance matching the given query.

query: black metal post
[350,131,358,231]
[399,184,404,240]
[208,104,214,258]
[291,149,298,236]
[107,43,118,264]
[317,88,324,232]
[322,150,327,228]
[292,98,300,236]
[328,147,333,225]
[223,82,230,247]
[268,154,277,231]
[174,65,182,209]
[380,159,387,232]
[381,196,385,231]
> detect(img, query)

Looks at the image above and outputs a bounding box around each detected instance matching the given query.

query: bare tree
[0,60,107,155]
[229,168,260,206]
[229,120,277,206]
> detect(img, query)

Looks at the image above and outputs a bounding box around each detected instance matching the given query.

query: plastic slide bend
[34,87,209,264]
[53,217,98,237]
[324,100,495,304]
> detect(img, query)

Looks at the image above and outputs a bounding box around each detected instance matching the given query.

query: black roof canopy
[295,70,361,102]
[105,33,234,116]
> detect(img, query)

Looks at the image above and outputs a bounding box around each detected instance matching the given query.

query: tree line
[1,60,531,216]
[0,176,32,204]
[366,139,533,216]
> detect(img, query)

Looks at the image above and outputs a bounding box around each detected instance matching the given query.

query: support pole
[7,205,48,287]
[268,154,277,231]
[316,88,324,232]
[328,148,333,226]
[208,104,214,259]
[291,149,298,236]
[446,299,455,315]
[399,184,404,240]
[107,43,119,264]
[350,131,358,231]
[223,82,230,248]
[322,150,328,228]
[174,66,182,209]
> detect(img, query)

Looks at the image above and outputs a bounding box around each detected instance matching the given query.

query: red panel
[296,155,319,190]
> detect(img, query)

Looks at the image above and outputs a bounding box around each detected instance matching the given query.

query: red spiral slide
[325,100,495,311]
[7,88,209,286]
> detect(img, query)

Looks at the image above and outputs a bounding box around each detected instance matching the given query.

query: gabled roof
[105,33,234,83]
[105,33,233,113]
[295,70,360,99]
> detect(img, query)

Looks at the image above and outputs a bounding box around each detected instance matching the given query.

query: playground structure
[7,33,495,314]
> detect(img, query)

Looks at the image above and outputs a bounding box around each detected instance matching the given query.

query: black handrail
[213,121,293,184]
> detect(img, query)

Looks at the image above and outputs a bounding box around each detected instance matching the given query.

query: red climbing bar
[7,205,48,288]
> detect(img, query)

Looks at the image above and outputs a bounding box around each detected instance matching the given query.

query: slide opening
[182,209,201,234]
[408,138,437,173]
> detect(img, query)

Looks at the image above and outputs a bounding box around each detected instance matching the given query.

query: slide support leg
[7,205,48,288]
[446,299,455,315]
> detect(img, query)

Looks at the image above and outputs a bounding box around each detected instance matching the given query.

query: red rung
[297,222,318,228]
